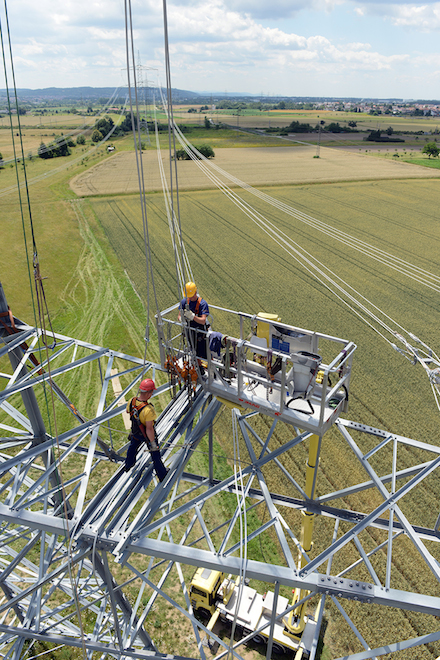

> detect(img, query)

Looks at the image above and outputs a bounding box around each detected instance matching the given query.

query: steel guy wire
[124,0,161,361]
[154,101,194,290]
[170,122,437,341]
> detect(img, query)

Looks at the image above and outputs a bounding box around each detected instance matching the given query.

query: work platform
[156,305,356,436]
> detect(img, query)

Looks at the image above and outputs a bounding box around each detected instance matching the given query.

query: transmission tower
[0,284,439,659]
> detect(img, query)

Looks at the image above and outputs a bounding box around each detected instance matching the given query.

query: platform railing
[205,336,356,419]
[156,304,356,422]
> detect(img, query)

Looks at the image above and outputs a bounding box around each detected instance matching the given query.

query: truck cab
[190,567,224,617]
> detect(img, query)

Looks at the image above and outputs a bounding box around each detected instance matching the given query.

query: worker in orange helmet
[124,378,168,481]
[178,281,209,360]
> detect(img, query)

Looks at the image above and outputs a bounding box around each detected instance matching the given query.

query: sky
[2,0,440,99]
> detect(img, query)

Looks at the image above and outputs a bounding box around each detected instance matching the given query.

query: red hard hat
[139,378,156,392]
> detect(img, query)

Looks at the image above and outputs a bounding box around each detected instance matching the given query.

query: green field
[2,122,440,659]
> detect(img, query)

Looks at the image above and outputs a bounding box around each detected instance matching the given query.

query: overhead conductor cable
[155,108,440,408]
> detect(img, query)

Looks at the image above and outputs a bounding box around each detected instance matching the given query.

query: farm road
[70,145,440,197]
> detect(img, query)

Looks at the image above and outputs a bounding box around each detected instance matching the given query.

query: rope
[153,99,194,290]
[124,0,161,369]
[0,11,37,326]
[155,86,203,387]
[154,11,201,383]
[1,2,88,654]
[161,0,188,305]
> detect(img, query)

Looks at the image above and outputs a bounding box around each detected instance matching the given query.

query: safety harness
[188,297,208,329]
[128,397,159,451]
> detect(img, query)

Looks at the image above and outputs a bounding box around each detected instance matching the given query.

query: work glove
[184,309,195,321]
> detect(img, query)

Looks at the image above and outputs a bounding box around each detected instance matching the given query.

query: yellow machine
[189,567,225,617]
[189,567,318,656]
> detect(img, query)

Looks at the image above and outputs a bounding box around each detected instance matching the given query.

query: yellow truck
[189,567,318,656]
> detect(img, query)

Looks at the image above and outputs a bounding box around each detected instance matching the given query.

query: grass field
[2,121,440,659]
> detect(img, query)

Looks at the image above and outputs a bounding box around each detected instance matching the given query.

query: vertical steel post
[209,422,214,485]
[288,433,320,635]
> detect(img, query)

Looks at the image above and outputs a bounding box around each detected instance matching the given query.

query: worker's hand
[184,309,195,321]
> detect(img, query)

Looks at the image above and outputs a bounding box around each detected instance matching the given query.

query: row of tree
[276,120,359,135]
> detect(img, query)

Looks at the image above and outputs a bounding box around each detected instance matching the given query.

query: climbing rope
[124,0,161,369]
[161,0,188,306]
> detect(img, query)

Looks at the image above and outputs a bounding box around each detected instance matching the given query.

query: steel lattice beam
[0,304,440,659]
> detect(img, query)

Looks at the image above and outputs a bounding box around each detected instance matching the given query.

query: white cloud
[169,0,344,19]
[164,0,405,76]
[86,27,126,40]
[391,4,440,29]
[350,0,440,30]
[2,0,440,96]
[20,39,68,57]
[346,41,371,50]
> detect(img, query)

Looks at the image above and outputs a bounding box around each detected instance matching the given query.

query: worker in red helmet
[178,281,209,360]
[124,378,168,481]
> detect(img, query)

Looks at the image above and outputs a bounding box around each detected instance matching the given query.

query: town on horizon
[1,86,440,118]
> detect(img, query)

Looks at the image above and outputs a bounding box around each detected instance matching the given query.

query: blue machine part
[272,337,290,354]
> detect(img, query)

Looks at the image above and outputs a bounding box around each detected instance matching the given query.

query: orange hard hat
[139,378,156,392]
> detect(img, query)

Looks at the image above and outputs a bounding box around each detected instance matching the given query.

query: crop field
[2,123,440,658]
[70,144,440,197]
[0,111,125,160]
[171,107,440,135]
[0,111,123,130]
[0,126,77,161]
[85,175,440,658]
[86,178,440,437]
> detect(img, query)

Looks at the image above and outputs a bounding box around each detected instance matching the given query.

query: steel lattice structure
[0,289,440,660]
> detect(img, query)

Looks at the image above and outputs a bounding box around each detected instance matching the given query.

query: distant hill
[0,86,201,103]
[1,87,437,105]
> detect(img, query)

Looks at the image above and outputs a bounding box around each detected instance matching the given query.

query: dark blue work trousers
[125,434,167,481]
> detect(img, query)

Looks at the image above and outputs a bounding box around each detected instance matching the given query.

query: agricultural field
[171,105,440,134]
[70,144,440,197]
[0,110,124,131]
[2,120,440,659]
[86,178,440,440]
[0,110,126,161]
[85,175,440,658]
